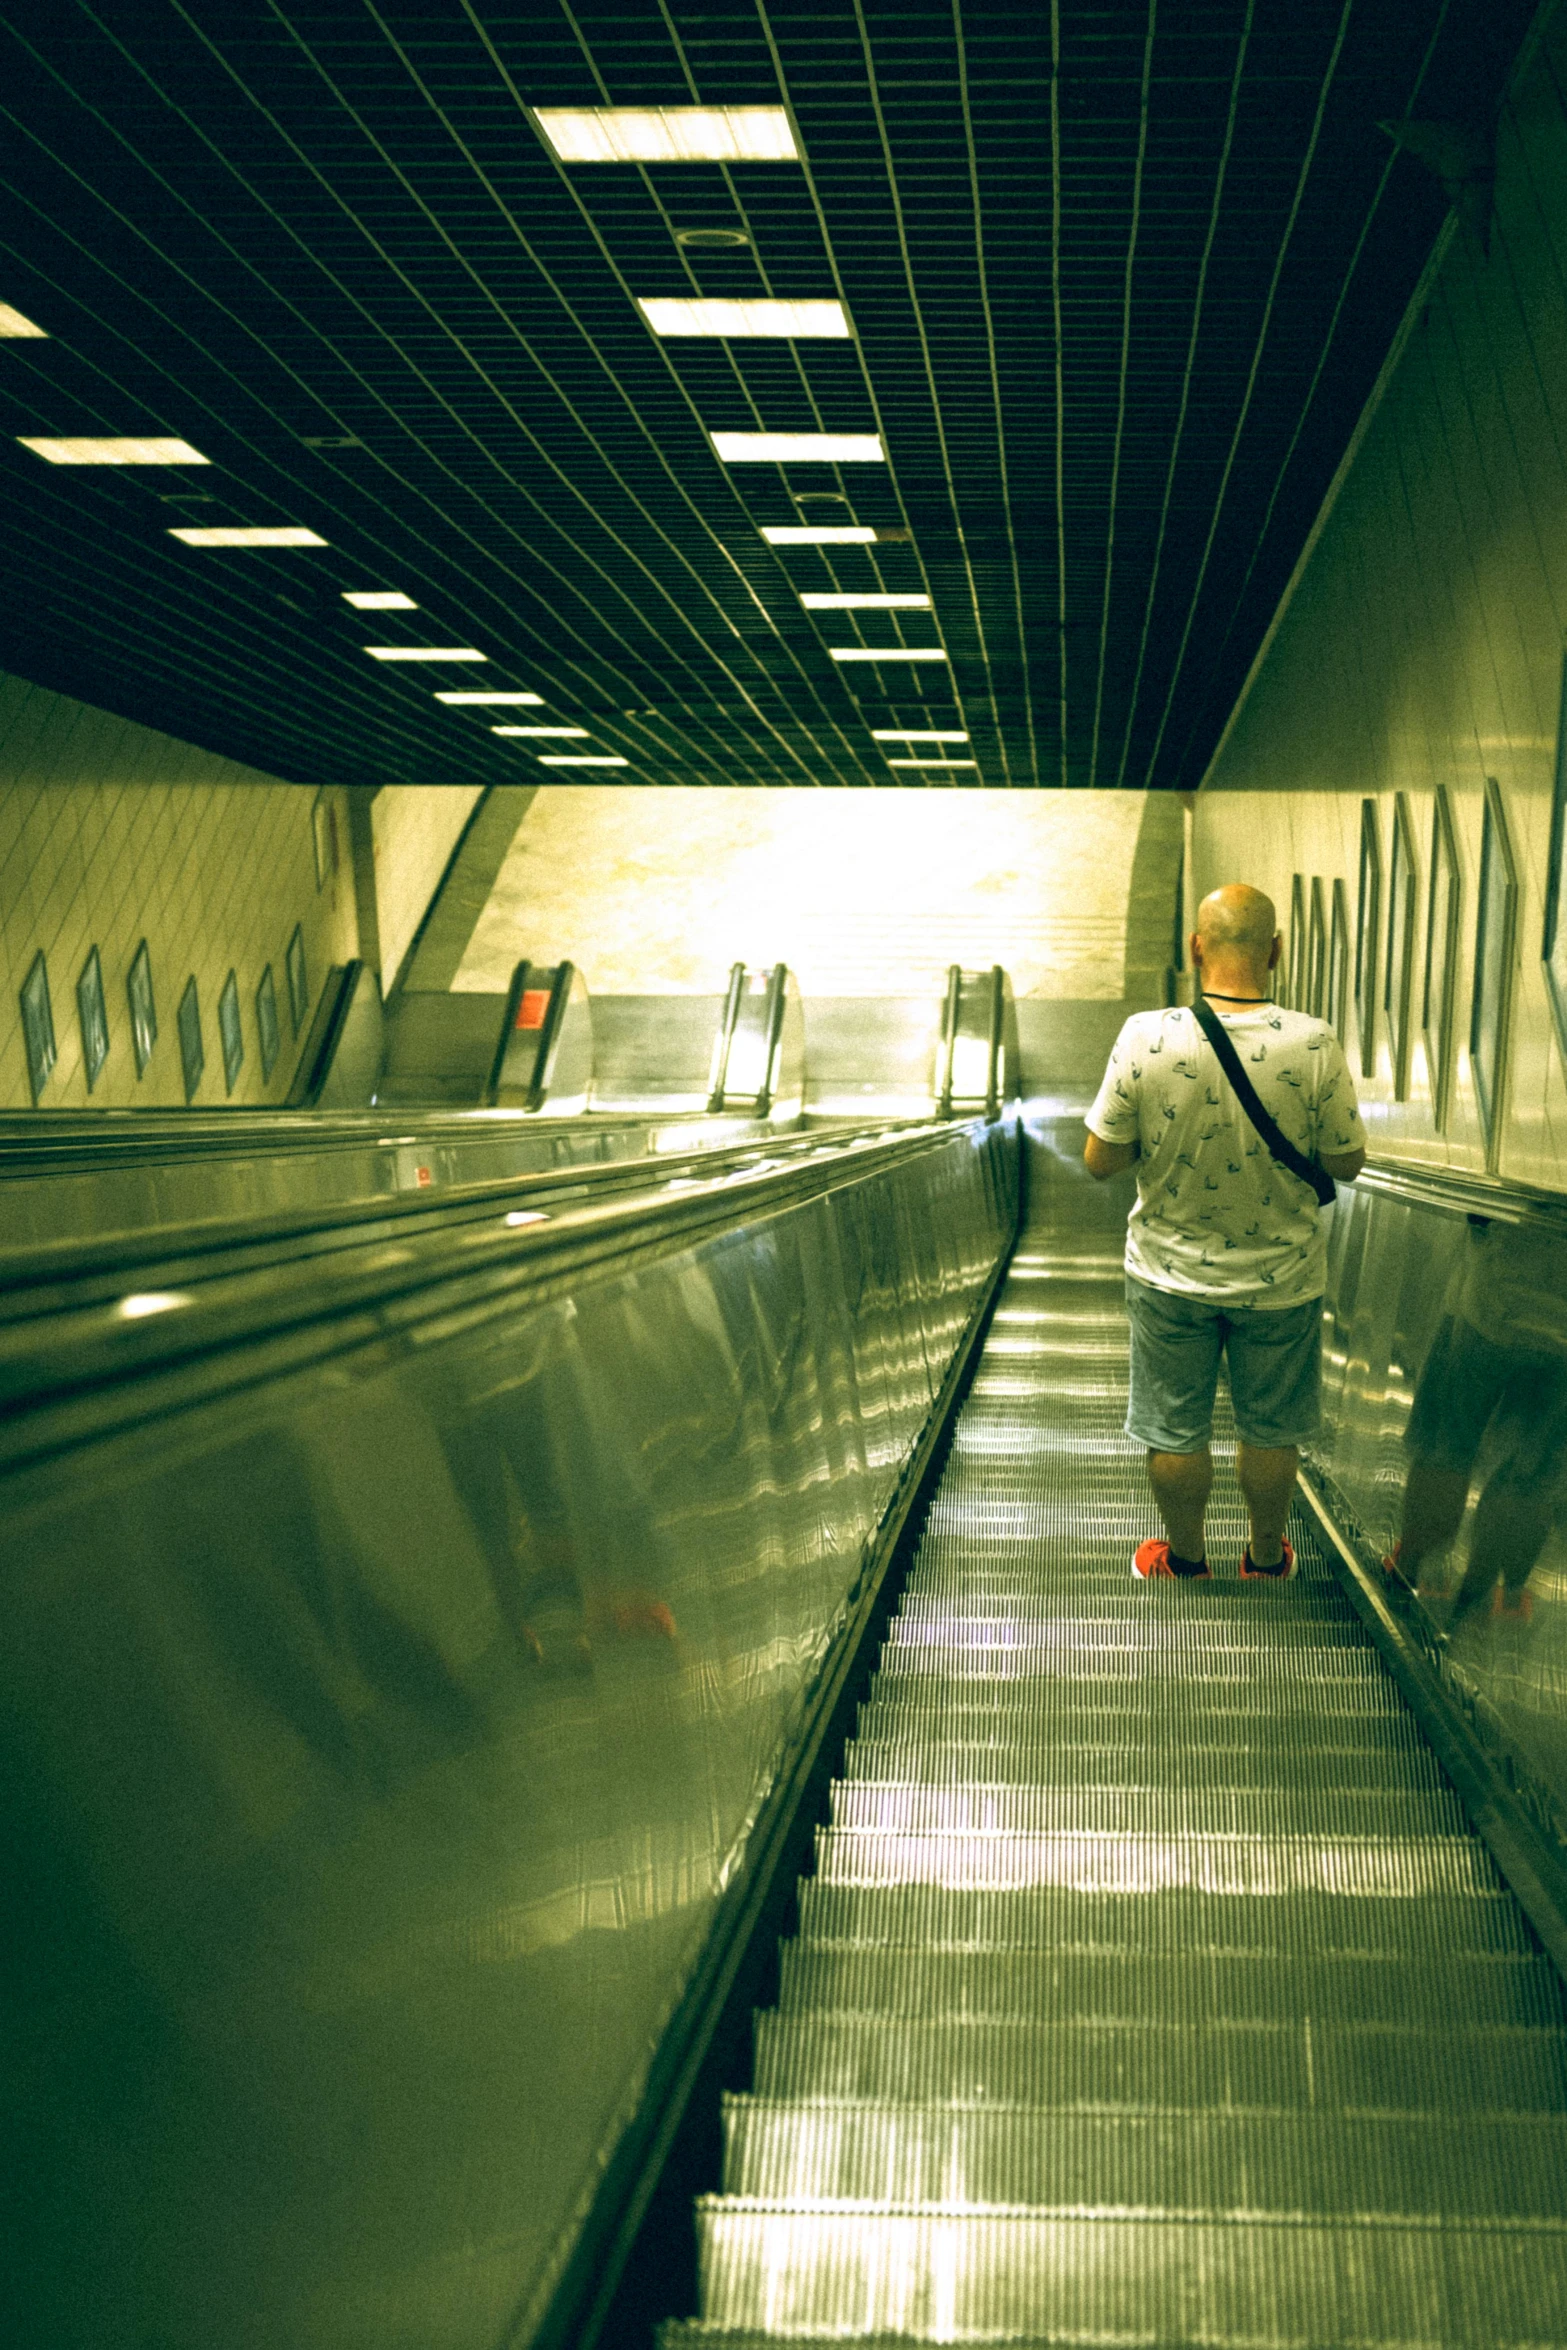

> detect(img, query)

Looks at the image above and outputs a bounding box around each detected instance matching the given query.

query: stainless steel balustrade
[663,1117,1567,2349]
[0,1102,791,1257]
[0,1115,1015,2350]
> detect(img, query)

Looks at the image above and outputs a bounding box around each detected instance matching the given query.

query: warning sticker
[517,989,550,1031]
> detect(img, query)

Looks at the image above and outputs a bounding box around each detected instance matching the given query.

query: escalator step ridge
[672,1229,1567,2345]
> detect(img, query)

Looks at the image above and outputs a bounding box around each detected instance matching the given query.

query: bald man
[1084,884,1366,1581]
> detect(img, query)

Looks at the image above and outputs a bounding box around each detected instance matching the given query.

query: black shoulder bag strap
[1192,997,1337,1207]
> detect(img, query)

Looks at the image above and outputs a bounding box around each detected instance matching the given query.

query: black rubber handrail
[1356,1155,1567,1236]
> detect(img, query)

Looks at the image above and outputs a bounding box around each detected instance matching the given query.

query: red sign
[415,1165,433,1188]
[517,989,550,1031]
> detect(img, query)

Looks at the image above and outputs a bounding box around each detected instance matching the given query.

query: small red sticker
[517,989,550,1031]
[415,1165,433,1187]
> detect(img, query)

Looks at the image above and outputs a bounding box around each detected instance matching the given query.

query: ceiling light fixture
[675,227,751,250]
[829,646,947,662]
[639,297,848,338]
[434,690,542,704]
[492,726,588,737]
[761,525,877,545]
[537,754,628,766]
[169,526,326,547]
[872,728,969,741]
[365,645,486,662]
[535,106,797,165]
[886,757,977,768]
[0,304,46,337]
[20,436,209,465]
[712,431,883,463]
[802,592,929,610]
[343,589,416,609]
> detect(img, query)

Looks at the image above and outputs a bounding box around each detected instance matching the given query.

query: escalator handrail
[0,1118,1000,1464]
[1355,1155,1567,1237]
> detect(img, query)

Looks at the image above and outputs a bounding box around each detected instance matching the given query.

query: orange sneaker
[1133,1538,1210,1581]
[1240,1538,1297,1581]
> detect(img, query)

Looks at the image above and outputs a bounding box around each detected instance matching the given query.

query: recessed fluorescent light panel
[713,432,883,463]
[434,690,542,705]
[365,645,486,662]
[21,436,209,465]
[535,106,797,164]
[638,297,848,338]
[829,646,948,662]
[0,304,46,337]
[872,728,969,741]
[887,757,977,768]
[170,526,326,547]
[537,754,628,767]
[802,592,929,609]
[343,589,416,609]
[492,726,588,738]
[762,525,877,545]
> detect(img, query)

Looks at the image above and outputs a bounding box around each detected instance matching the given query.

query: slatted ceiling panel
[0,0,1535,792]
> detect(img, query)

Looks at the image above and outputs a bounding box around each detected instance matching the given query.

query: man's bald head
[1192,885,1280,990]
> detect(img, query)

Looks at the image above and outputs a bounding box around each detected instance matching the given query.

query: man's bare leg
[1147,1448,1213,1563]
[1395,1460,1469,1593]
[1236,1442,1298,1570]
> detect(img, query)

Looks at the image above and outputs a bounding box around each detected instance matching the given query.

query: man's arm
[1318,1144,1366,1183]
[1084,1130,1137,1182]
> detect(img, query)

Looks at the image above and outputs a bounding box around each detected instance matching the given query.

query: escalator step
[719,2096,1567,2215]
[674,2206,1567,2343]
[774,1944,1567,2028]
[841,1737,1449,1792]
[796,1878,1528,1956]
[827,1781,1469,1836]
[750,2010,1567,2110]
[812,1826,1497,1898]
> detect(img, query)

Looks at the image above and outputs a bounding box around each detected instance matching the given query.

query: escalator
[664,1209,1567,2344]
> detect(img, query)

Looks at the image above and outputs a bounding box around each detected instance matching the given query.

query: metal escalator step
[796,1881,1530,1957]
[826,1781,1470,1839]
[883,1620,1371,1659]
[896,1584,1356,1619]
[812,1826,1495,1899]
[775,1942,1566,2028]
[854,1698,1429,1751]
[841,1737,1447,1792]
[684,2205,1567,2343]
[751,2010,1567,2110]
[720,2094,1567,2215]
[863,1668,1406,1714]
[876,1638,1388,1679]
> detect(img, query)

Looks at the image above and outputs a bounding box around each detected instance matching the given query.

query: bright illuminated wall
[369,782,482,993]
[456,785,1182,1002]
[1194,10,1567,1194]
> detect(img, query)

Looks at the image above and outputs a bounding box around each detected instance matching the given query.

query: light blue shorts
[1124,1275,1322,1452]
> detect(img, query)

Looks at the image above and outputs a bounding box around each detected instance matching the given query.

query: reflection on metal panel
[0,1122,1013,2349]
[1316,1171,1567,1839]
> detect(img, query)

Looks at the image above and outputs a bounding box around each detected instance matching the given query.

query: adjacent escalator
[665,1217,1567,2346]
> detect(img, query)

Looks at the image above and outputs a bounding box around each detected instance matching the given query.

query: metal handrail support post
[707,962,746,1113]
[936,963,962,1118]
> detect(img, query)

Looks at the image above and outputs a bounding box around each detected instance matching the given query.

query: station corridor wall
[1194,5,1567,1195]
[0,671,481,1112]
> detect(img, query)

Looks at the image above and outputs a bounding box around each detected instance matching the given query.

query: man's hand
[1318,1145,1366,1183]
[1084,1131,1137,1182]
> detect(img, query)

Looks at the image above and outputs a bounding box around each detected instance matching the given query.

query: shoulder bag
[1191,997,1337,1207]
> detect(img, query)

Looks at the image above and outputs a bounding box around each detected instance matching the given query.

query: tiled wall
[0,672,358,1110]
[1194,8,1567,1196]
[455,784,1183,1003]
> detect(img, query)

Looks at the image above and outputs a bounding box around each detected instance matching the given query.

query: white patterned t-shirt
[1086,1003,1366,1307]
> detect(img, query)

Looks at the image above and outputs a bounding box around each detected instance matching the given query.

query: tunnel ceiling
[0,0,1536,793]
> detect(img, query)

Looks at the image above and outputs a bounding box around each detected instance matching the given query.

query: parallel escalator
[665,1223,1567,2347]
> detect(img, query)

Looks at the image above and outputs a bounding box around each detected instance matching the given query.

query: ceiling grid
[0,0,1536,791]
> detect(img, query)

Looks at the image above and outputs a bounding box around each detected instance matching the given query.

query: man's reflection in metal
[1387,1215,1567,1628]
